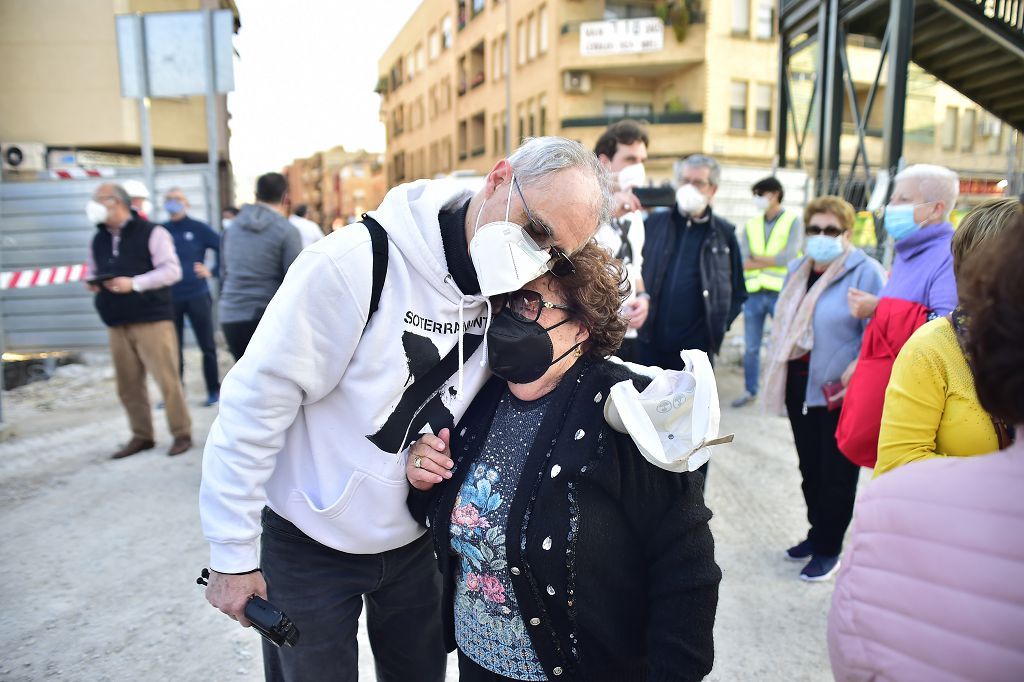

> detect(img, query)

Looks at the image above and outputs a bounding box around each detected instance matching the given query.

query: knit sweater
[875,318,999,476]
[409,358,721,681]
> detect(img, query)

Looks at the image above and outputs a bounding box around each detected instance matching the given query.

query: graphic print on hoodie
[368,330,484,454]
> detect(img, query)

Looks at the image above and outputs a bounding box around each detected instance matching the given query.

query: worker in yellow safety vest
[733,176,804,408]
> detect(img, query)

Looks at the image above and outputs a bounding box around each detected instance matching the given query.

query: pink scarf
[762,249,852,416]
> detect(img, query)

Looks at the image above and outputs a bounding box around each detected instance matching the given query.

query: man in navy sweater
[163,187,221,406]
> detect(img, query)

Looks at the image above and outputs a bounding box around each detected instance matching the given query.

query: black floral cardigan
[408,358,721,681]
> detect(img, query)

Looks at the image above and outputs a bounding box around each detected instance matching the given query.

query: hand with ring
[406,428,454,491]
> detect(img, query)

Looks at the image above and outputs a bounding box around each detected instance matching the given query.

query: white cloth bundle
[604,350,734,473]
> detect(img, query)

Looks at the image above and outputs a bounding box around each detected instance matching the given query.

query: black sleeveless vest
[91,216,174,327]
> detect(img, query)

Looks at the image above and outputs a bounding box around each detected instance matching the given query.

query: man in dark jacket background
[218,172,302,360]
[638,155,745,488]
[638,154,746,371]
[163,187,221,406]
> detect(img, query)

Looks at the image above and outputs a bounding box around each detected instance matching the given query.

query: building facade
[283,147,387,230]
[0,0,238,186]
[377,0,1018,198]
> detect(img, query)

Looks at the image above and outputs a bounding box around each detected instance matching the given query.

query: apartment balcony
[558,13,706,76]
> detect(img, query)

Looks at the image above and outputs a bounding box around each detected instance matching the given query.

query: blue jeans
[742,290,778,396]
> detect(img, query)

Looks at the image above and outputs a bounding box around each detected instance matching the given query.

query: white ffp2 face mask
[617,163,646,191]
[676,184,707,217]
[469,174,552,297]
[86,200,109,225]
[753,195,770,212]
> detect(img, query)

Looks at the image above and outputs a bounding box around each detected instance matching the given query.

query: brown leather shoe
[167,436,192,456]
[111,437,155,459]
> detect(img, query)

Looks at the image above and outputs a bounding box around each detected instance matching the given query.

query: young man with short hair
[733,176,803,408]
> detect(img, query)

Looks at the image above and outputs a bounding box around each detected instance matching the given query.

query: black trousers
[458,651,521,681]
[172,293,220,396]
[222,316,261,361]
[785,361,861,557]
[259,508,447,682]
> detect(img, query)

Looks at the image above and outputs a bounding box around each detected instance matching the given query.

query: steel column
[816,0,844,195]
[882,0,914,175]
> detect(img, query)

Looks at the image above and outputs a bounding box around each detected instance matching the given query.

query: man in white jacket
[200,137,610,682]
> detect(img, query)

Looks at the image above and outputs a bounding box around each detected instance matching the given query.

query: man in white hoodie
[200,137,610,682]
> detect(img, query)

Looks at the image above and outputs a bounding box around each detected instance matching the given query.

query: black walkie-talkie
[197,568,300,647]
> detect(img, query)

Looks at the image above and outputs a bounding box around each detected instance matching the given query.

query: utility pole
[505,0,512,155]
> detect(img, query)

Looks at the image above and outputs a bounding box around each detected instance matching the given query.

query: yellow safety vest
[744,209,797,293]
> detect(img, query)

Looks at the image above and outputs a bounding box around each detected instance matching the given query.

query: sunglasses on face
[806,225,844,238]
[501,289,577,325]
[512,176,576,277]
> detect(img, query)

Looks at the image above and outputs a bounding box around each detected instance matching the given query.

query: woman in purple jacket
[846,164,959,320]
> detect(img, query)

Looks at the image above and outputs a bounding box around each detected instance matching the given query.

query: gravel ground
[0,344,865,681]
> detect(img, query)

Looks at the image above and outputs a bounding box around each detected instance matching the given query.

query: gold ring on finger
[414,455,423,469]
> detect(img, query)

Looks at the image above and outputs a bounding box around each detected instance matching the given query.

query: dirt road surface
[0,347,865,681]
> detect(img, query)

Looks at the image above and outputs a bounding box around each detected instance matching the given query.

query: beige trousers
[108,320,192,441]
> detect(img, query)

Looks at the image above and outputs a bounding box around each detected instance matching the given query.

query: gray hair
[895,164,959,220]
[675,154,722,187]
[509,136,612,229]
[107,184,132,208]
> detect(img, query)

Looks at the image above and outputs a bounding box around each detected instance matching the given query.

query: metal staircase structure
[777,0,1024,200]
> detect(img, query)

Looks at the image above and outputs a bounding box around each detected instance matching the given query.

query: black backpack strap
[361,214,389,326]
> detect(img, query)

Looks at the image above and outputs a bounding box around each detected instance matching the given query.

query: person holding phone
[85,183,192,459]
[761,196,884,581]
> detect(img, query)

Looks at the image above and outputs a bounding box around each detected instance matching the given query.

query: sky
[228,0,421,202]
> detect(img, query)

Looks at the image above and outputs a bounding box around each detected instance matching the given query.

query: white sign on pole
[580,18,665,56]
[116,10,234,98]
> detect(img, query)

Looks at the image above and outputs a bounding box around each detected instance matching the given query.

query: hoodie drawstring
[456,293,491,400]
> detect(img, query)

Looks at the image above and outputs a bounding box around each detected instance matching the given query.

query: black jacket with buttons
[408,358,721,681]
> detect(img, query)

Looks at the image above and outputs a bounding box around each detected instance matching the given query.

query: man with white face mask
[85,183,191,459]
[638,154,746,369]
[733,176,804,408]
[200,136,610,682]
[594,119,651,361]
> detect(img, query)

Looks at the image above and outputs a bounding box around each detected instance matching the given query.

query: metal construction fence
[0,165,215,353]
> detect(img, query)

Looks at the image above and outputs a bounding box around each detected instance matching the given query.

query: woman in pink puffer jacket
[827,219,1024,682]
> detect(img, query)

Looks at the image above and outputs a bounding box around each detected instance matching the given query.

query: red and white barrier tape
[48,168,116,180]
[1,264,88,290]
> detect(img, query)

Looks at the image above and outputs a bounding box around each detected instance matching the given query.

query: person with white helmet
[122,179,153,220]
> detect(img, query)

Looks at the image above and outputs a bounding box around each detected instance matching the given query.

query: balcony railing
[561,111,703,128]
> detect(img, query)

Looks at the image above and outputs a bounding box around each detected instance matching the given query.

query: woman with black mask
[406,241,721,682]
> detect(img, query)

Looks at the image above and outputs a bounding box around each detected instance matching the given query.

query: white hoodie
[200,179,492,572]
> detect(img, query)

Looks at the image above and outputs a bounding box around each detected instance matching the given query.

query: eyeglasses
[502,289,576,324]
[805,225,844,238]
[511,176,576,277]
[682,178,710,190]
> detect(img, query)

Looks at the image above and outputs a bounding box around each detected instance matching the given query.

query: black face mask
[486,310,583,384]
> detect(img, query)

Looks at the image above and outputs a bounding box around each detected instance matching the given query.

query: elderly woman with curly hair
[406,241,721,682]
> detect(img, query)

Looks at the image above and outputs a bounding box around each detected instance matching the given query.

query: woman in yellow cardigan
[875,197,1021,476]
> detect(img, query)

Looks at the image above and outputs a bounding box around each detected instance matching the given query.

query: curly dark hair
[960,213,1024,425]
[546,240,630,358]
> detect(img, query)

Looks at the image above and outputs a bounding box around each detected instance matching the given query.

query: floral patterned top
[450,391,550,681]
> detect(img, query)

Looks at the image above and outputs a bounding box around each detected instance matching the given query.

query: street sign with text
[580,18,664,57]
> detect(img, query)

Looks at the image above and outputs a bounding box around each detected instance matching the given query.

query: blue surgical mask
[164,199,185,215]
[884,204,920,241]
[806,235,844,264]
